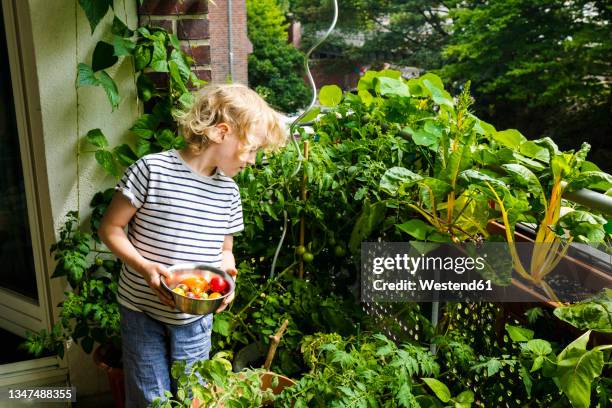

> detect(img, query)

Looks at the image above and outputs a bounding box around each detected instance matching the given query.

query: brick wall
[208,0,252,84]
[138,0,251,87]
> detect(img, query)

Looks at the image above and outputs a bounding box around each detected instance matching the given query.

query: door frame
[0,0,68,385]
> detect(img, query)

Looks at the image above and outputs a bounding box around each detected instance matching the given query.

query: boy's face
[214,123,266,177]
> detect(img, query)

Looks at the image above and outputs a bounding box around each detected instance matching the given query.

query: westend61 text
[373,279,493,291]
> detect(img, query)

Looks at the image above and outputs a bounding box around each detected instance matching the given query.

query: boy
[98,83,286,407]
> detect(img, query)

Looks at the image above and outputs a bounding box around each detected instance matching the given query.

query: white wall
[28,0,141,397]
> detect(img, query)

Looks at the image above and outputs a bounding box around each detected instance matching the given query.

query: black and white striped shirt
[114,148,244,325]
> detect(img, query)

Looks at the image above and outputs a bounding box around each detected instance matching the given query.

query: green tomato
[295,245,307,255]
[334,245,346,257]
[95,257,104,266]
[328,236,336,246]
[302,252,314,263]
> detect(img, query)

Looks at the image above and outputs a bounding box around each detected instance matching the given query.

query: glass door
[0,0,50,343]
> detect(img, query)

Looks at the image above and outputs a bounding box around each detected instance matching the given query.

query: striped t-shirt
[114,148,244,325]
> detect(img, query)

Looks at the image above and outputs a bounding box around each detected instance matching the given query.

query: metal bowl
[160,263,235,315]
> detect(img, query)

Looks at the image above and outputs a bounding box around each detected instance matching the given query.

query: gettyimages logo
[361,242,611,302]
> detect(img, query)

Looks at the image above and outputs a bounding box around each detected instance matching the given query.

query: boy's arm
[216,234,237,313]
[98,192,175,307]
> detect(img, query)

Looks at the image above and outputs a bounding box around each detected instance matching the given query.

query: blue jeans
[119,305,213,408]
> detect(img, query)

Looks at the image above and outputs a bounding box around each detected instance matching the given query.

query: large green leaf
[150,39,169,72]
[92,41,118,72]
[505,324,534,342]
[77,63,98,87]
[492,129,527,150]
[78,0,113,34]
[130,114,159,139]
[349,201,387,252]
[421,378,451,403]
[501,163,543,200]
[113,35,136,57]
[422,78,453,108]
[97,71,120,110]
[405,127,440,150]
[553,290,612,333]
[380,167,422,196]
[86,129,108,149]
[396,219,432,241]
[567,171,612,192]
[134,45,152,71]
[374,77,409,97]
[94,149,119,177]
[520,141,550,163]
[419,177,452,209]
[111,16,132,37]
[113,144,138,166]
[442,142,473,187]
[558,210,607,243]
[319,85,343,107]
[556,331,604,408]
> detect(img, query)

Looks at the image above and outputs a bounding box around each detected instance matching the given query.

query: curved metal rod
[289,0,339,178]
[270,0,339,279]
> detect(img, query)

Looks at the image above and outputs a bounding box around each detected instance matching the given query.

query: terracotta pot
[93,344,125,408]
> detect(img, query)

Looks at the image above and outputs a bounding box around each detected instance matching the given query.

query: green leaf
[358,89,374,106]
[151,39,169,72]
[422,378,451,403]
[567,171,612,192]
[523,339,552,356]
[113,144,138,166]
[131,114,159,139]
[418,177,452,209]
[556,332,604,408]
[169,50,191,83]
[374,77,410,97]
[501,163,543,199]
[95,149,120,177]
[406,127,439,149]
[455,390,474,403]
[134,45,152,71]
[553,291,612,333]
[169,60,188,93]
[319,85,343,107]
[492,129,527,150]
[505,324,534,342]
[137,73,156,102]
[558,210,607,243]
[380,167,422,195]
[92,41,118,72]
[299,107,320,123]
[396,219,434,241]
[97,71,121,110]
[86,129,108,149]
[77,63,99,87]
[111,16,132,37]
[78,0,112,34]
[157,129,175,150]
[113,35,136,57]
[349,201,386,252]
[422,79,453,108]
[520,141,550,162]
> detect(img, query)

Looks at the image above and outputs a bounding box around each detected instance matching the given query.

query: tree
[247,0,311,114]
[441,0,612,167]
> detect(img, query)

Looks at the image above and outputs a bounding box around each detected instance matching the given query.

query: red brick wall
[138,0,251,86]
[208,0,252,85]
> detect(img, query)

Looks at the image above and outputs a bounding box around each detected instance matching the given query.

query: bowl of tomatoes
[161,263,235,315]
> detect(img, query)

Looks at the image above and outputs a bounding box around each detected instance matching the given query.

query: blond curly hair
[174,83,287,155]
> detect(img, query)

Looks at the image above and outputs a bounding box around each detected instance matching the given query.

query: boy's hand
[216,267,237,313]
[139,261,175,308]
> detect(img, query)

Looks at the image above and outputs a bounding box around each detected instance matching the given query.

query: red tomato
[210,276,229,293]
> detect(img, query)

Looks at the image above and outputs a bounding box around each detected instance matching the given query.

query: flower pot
[486,220,612,345]
[93,344,125,408]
